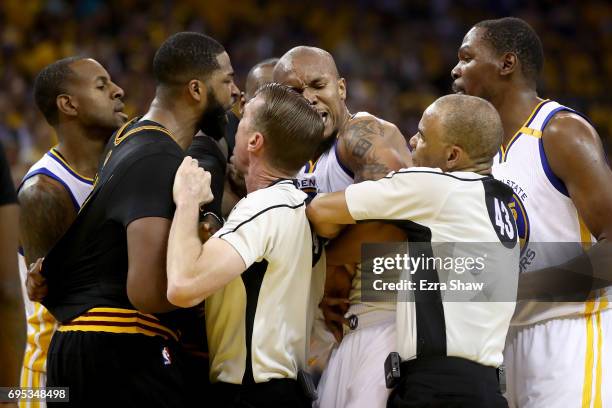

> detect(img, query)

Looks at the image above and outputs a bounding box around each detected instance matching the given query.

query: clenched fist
[173,156,214,207]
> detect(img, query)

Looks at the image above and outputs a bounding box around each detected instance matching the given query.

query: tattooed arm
[18,175,77,267]
[338,115,412,182]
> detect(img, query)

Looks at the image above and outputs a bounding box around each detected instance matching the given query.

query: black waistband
[401,356,498,384]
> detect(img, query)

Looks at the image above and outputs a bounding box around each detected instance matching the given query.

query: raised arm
[166,157,245,308]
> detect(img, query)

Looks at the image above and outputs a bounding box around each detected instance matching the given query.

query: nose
[409,134,418,151]
[112,83,125,99]
[302,87,317,105]
[451,63,461,80]
[231,81,240,98]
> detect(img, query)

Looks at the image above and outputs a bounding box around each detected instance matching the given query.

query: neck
[54,122,109,178]
[488,84,542,148]
[244,159,294,194]
[141,96,199,150]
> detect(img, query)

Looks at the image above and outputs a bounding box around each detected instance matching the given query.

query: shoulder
[542,110,605,173]
[543,111,599,147]
[18,174,75,215]
[342,112,401,141]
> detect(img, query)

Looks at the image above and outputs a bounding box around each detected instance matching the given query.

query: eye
[97,84,106,90]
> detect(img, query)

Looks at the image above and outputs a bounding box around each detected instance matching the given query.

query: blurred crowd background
[1,0,611,185]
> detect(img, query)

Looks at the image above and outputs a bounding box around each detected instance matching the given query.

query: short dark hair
[252,83,324,173]
[475,17,544,81]
[153,32,225,86]
[33,56,84,125]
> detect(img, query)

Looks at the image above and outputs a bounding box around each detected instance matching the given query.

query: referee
[167,83,324,407]
[307,94,519,407]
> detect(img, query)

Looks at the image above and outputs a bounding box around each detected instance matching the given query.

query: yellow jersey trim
[499,99,549,162]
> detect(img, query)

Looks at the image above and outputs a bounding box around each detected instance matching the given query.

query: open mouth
[319,111,329,125]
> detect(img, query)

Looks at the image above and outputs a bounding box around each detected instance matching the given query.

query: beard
[198,87,229,141]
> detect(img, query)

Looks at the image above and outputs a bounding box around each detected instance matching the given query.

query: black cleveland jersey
[42,118,183,324]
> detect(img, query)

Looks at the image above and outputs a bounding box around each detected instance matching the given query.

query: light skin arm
[166,157,246,308]
[519,112,612,299]
[0,203,25,388]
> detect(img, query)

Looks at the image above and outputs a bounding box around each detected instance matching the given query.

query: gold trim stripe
[58,307,178,341]
[582,299,597,408]
[500,99,549,162]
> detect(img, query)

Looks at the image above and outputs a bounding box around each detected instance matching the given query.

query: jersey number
[494,198,515,240]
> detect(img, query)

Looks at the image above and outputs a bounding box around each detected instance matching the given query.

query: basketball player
[308,94,518,407]
[452,17,612,407]
[274,46,412,407]
[244,58,279,102]
[167,83,324,407]
[17,57,126,407]
[37,33,238,407]
[0,143,25,390]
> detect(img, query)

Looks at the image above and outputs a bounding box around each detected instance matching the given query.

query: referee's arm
[167,157,246,308]
[306,191,355,239]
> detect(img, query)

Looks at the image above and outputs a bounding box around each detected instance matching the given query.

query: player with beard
[274,46,412,408]
[17,57,127,408]
[452,17,612,407]
[34,32,238,407]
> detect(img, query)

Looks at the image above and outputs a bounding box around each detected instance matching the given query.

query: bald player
[452,17,612,407]
[308,94,517,408]
[274,46,412,408]
[244,58,279,103]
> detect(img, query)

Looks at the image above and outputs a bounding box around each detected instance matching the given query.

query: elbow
[166,280,203,308]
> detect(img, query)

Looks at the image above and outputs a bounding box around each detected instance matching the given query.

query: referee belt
[400,356,499,385]
[58,307,178,341]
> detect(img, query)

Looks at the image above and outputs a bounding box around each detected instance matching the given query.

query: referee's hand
[173,156,214,207]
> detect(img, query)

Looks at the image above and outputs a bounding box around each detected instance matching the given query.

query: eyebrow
[418,127,425,138]
[459,45,471,53]
[96,76,109,83]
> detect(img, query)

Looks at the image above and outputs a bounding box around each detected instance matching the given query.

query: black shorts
[387,356,508,408]
[46,330,189,408]
[211,379,311,408]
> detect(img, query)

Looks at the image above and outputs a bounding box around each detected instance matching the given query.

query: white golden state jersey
[492,99,607,325]
[18,147,94,373]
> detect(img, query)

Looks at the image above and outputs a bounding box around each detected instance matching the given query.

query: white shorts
[19,367,47,408]
[504,304,611,408]
[315,312,395,408]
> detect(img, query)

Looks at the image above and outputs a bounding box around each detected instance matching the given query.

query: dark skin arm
[321,223,408,341]
[0,203,25,388]
[19,176,77,266]
[316,117,412,338]
[126,217,178,313]
[518,112,612,299]
[339,116,412,182]
[19,176,76,301]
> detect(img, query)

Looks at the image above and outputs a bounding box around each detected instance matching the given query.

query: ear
[337,78,347,101]
[247,131,264,153]
[187,79,207,103]
[56,94,78,118]
[500,52,518,77]
[445,145,464,171]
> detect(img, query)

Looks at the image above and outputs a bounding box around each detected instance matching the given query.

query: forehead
[275,53,335,84]
[243,95,264,121]
[460,27,489,52]
[214,51,233,75]
[69,59,110,82]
